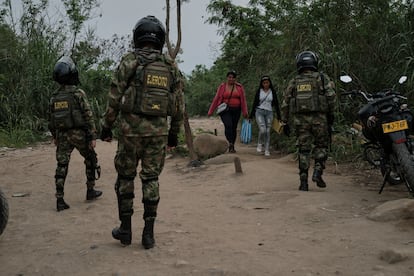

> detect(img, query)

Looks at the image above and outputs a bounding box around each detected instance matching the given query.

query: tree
[165,0,200,164]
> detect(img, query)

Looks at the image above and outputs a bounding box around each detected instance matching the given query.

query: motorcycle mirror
[340,75,352,83]
[399,76,407,84]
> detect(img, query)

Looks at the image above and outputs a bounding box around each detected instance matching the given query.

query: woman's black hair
[226,70,237,77]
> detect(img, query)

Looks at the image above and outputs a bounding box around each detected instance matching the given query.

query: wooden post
[234,157,242,173]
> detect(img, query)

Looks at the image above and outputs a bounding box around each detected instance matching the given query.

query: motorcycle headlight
[400,103,408,110]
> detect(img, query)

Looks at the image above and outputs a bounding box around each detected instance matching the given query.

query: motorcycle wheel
[392,143,414,195]
[380,157,403,186]
[0,187,9,236]
[363,144,382,167]
[364,143,403,185]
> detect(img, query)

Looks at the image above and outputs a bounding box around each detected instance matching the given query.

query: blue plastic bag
[240,119,252,144]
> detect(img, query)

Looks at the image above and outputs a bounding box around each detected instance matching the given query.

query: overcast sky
[91,0,249,74]
[9,0,249,74]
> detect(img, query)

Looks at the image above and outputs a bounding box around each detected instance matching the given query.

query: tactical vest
[289,73,328,114]
[50,88,85,130]
[120,60,176,117]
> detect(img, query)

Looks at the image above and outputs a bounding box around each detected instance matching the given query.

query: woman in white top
[249,75,281,156]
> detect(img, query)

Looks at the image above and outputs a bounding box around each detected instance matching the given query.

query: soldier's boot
[56,198,70,212]
[142,218,155,249]
[299,170,309,191]
[86,188,103,200]
[312,169,326,188]
[112,216,132,246]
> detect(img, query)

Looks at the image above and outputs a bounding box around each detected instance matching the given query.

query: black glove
[167,131,178,147]
[327,113,334,126]
[283,124,291,137]
[100,126,112,141]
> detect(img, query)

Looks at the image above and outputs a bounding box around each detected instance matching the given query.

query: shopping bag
[240,119,252,144]
[272,119,284,134]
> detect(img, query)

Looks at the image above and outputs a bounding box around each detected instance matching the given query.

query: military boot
[112,216,132,246]
[142,218,155,249]
[299,179,308,191]
[299,171,309,191]
[86,188,103,200]
[312,169,326,188]
[56,198,70,212]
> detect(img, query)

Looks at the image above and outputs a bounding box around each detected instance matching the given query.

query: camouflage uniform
[102,48,184,226]
[281,71,336,188]
[48,85,99,199]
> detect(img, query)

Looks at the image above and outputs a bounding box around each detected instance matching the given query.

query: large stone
[193,133,228,159]
[367,198,414,221]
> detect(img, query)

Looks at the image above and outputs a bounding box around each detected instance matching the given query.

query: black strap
[259,90,271,106]
[224,85,235,104]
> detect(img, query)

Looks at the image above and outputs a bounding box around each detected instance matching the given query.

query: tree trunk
[183,108,198,161]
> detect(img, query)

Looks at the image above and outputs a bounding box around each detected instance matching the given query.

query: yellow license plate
[382,120,408,133]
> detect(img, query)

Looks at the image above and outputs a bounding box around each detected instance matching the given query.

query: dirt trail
[0,117,413,276]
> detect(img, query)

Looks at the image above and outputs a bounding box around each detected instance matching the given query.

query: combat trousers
[114,135,167,218]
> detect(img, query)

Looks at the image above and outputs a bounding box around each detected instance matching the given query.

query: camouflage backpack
[119,59,177,117]
[290,72,328,114]
[49,87,85,130]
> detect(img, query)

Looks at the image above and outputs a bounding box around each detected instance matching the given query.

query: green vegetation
[0,0,413,165]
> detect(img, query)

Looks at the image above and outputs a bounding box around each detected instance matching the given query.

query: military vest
[49,88,85,130]
[120,60,176,117]
[289,73,328,114]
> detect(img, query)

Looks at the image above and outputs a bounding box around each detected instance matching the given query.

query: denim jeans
[255,108,273,151]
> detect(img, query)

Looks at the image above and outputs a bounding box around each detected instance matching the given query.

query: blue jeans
[255,108,273,151]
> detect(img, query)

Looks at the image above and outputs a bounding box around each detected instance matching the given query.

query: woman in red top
[208,70,249,153]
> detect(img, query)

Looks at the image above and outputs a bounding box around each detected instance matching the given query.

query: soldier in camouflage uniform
[48,56,102,212]
[281,51,336,191]
[100,15,184,249]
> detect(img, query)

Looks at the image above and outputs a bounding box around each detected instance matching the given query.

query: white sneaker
[256,144,262,152]
[265,151,270,156]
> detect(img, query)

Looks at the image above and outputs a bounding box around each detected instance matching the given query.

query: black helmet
[133,15,166,50]
[53,56,79,85]
[296,51,318,73]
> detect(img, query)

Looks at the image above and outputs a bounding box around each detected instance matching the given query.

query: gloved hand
[100,126,113,141]
[167,131,178,148]
[327,113,334,126]
[283,124,291,137]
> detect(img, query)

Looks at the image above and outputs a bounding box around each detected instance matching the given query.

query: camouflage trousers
[294,113,329,175]
[55,129,98,198]
[114,135,167,219]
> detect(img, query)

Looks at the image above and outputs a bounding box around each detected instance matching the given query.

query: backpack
[119,59,177,117]
[50,88,85,130]
[289,72,328,114]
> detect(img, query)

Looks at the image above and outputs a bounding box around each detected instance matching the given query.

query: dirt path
[0,117,413,276]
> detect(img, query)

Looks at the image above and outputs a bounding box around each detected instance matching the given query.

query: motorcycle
[0,187,8,236]
[340,75,414,195]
